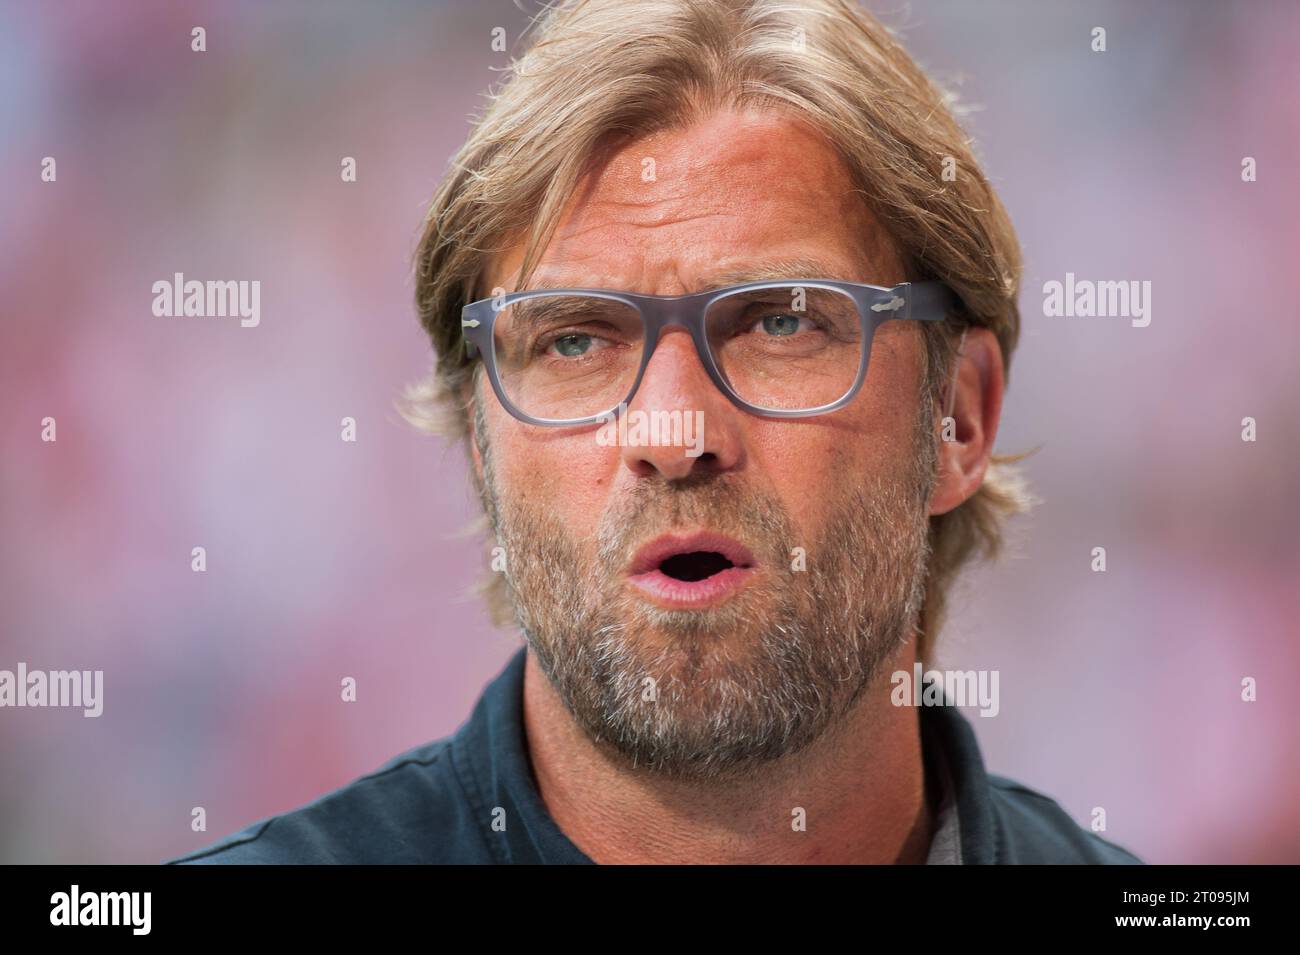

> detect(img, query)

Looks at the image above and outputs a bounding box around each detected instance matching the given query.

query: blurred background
[1,0,1297,864]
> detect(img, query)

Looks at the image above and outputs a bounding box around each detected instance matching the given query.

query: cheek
[487,409,616,533]
[752,335,921,526]
[748,425,882,536]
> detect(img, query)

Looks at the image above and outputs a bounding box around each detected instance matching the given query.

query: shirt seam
[353,750,443,784]
[165,817,276,863]
[165,749,445,864]
[449,733,507,864]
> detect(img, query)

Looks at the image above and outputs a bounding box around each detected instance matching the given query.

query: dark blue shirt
[166,647,1143,864]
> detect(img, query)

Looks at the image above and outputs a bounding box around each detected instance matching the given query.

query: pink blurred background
[1,0,1296,864]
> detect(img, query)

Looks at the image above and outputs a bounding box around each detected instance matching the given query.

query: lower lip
[627,566,756,608]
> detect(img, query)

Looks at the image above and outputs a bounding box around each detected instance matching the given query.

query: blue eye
[760,314,802,336]
[552,333,592,356]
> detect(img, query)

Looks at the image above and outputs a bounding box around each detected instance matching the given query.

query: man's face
[473,107,938,780]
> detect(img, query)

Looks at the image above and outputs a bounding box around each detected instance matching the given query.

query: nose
[618,327,744,481]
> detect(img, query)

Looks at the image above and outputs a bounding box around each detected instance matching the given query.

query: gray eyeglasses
[460,279,959,426]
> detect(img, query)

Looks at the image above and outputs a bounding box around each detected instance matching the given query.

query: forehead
[483,107,895,294]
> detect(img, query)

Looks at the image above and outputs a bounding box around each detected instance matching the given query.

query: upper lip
[627,531,757,576]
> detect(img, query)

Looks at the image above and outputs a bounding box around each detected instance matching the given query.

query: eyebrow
[524,256,858,294]
[506,294,633,334]
[698,257,856,291]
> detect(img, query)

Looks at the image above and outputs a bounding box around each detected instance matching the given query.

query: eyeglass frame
[460,279,961,426]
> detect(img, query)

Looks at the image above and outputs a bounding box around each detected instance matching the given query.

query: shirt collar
[450,646,593,863]
[921,700,964,864]
[451,646,997,864]
[919,683,1000,864]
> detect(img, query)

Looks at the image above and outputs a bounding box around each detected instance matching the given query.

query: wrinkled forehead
[478,107,899,298]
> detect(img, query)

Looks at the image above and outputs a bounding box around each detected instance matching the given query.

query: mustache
[594,471,795,575]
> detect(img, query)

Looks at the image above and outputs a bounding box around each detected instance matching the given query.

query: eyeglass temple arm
[461,305,481,359]
[898,282,966,420]
[903,281,960,322]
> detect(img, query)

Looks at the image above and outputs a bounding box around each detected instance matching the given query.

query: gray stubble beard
[474,391,938,782]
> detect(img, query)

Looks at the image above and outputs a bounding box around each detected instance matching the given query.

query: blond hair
[404,0,1035,664]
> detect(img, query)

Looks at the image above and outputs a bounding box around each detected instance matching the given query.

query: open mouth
[658,551,737,582]
[627,532,757,607]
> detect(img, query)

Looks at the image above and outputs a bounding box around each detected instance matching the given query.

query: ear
[928,326,1005,517]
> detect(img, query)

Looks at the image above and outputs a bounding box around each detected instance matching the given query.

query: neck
[522,639,934,864]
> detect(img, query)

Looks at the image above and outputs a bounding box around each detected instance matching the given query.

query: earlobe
[928,327,1004,517]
